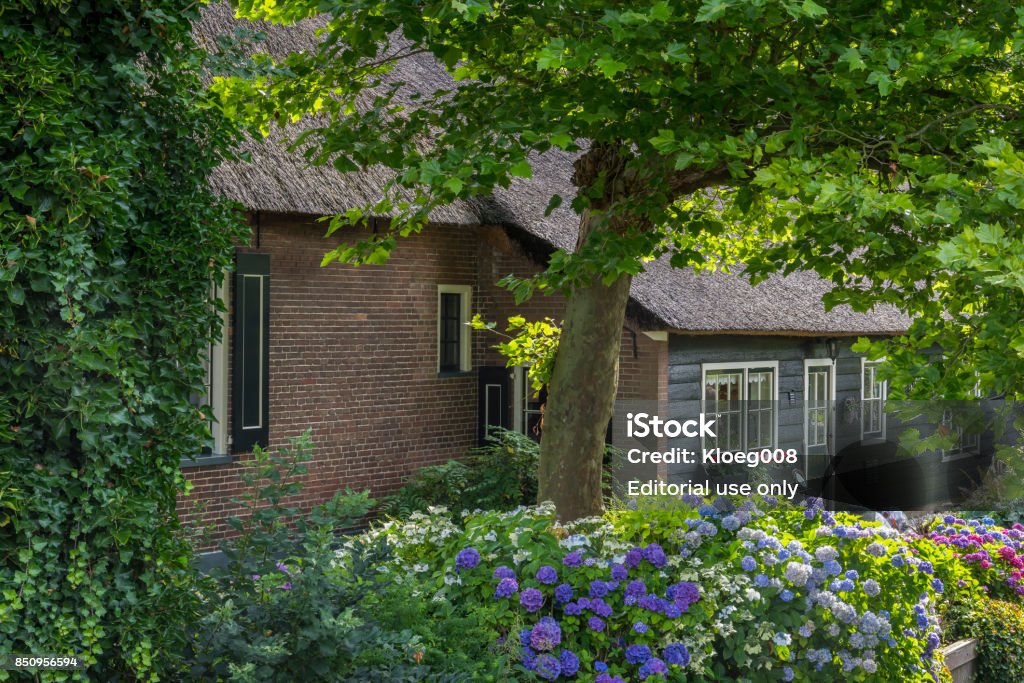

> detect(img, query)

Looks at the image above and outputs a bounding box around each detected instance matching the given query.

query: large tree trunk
[538,208,633,521]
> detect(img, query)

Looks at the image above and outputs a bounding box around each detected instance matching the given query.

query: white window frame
[861,358,887,444]
[700,361,779,452]
[190,279,229,457]
[804,359,836,452]
[437,284,472,373]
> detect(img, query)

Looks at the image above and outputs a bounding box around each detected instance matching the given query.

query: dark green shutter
[232,253,270,453]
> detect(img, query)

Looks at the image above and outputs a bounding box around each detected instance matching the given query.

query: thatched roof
[195,4,911,336]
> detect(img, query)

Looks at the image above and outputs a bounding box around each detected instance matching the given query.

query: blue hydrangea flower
[563,601,582,616]
[530,617,562,651]
[554,583,574,604]
[589,580,609,598]
[780,589,795,602]
[698,504,719,518]
[863,578,881,597]
[520,588,544,612]
[931,578,944,594]
[633,621,648,634]
[594,661,608,673]
[559,649,580,677]
[596,675,627,683]
[588,616,605,632]
[611,563,628,581]
[563,551,583,567]
[534,653,561,681]
[625,644,652,665]
[590,598,613,617]
[663,643,690,666]
[773,632,792,647]
[493,565,516,580]
[625,547,643,567]
[782,666,795,681]
[754,573,770,587]
[721,514,740,531]
[455,547,480,571]
[638,657,668,680]
[741,555,757,572]
[495,577,519,599]
[536,565,558,585]
[891,555,905,568]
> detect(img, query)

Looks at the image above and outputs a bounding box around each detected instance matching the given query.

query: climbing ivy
[0,1,246,678]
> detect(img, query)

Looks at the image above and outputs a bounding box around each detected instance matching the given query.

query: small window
[861,359,887,443]
[701,362,778,451]
[437,285,471,373]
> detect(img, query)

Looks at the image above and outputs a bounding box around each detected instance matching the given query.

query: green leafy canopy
[218,0,1024,398]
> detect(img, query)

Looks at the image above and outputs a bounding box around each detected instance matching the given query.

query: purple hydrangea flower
[563,551,583,567]
[643,543,668,568]
[611,563,628,581]
[625,579,648,599]
[520,588,544,612]
[559,649,580,677]
[455,547,480,571]
[536,565,558,585]
[554,583,574,604]
[530,617,562,651]
[625,547,644,568]
[588,616,605,632]
[564,601,582,616]
[589,580,609,598]
[495,577,519,599]
[596,675,627,683]
[590,597,613,617]
[931,578,944,593]
[633,621,648,634]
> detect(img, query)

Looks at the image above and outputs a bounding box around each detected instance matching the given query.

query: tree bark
[538,209,633,521]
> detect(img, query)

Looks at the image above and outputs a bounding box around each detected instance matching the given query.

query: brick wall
[179,214,667,544]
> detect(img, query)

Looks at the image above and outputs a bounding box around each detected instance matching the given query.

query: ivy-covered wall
[0,1,246,677]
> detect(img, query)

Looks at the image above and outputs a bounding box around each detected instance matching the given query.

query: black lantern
[825,338,840,362]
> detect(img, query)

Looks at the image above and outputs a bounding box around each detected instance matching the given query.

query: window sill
[180,453,234,469]
[437,370,474,379]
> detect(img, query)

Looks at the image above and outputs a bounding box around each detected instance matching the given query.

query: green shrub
[185,432,503,681]
[382,428,541,516]
[944,597,1024,682]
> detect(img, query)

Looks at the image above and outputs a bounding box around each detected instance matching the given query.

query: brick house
[183,7,987,540]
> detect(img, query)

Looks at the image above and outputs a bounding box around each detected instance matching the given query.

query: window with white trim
[187,279,229,458]
[861,360,887,442]
[438,285,472,373]
[702,362,778,451]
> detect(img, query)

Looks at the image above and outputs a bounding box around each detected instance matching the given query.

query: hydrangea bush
[355,498,964,681]
[923,514,1024,601]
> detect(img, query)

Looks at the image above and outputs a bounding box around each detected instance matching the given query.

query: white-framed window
[861,359,887,443]
[804,359,835,451]
[189,279,229,456]
[512,365,545,442]
[437,284,472,373]
[701,361,778,451]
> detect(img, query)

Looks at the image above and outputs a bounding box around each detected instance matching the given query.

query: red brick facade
[178,213,666,544]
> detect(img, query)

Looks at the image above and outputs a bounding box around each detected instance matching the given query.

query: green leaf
[595,56,628,78]
[801,0,828,18]
[509,160,532,179]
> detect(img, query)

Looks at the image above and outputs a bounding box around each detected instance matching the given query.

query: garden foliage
[187,432,505,682]
[360,496,972,682]
[0,2,245,677]
[944,597,1024,683]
